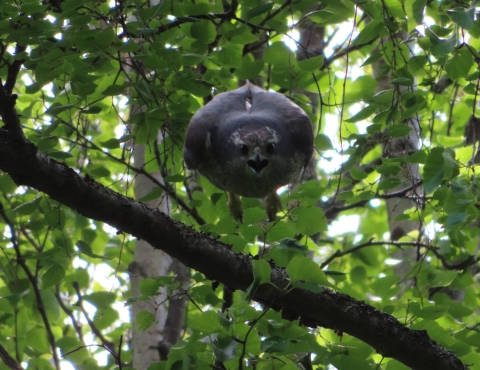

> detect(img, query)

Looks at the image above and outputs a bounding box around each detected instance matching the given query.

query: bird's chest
[198,152,304,198]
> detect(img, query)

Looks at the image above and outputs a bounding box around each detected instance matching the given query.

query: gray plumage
[184,81,314,219]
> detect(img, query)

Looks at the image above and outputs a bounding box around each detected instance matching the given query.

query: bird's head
[228,125,279,176]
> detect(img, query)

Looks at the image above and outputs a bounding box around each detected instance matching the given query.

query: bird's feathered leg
[227,192,243,222]
[264,190,282,222]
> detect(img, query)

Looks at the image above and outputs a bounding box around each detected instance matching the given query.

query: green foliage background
[1,0,480,369]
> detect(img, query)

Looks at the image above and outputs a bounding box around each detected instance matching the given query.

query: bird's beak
[247,148,269,174]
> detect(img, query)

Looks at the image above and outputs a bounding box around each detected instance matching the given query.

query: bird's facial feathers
[228,126,279,175]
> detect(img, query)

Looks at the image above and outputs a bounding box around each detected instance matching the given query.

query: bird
[184,81,314,221]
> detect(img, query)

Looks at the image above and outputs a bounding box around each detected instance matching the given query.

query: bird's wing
[248,86,314,167]
[184,85,250,169]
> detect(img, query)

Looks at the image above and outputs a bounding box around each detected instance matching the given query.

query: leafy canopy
[0,0,480,369]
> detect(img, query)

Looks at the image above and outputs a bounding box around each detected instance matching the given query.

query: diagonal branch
[0,88,468,370]
[0,344,23,370]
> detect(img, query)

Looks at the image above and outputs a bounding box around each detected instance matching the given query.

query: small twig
[324,181,423,220]
[320,238,477,271]
[72,282,119,361]
[238,305,271,369]
[54,286,84,342]
[0,202,60,369]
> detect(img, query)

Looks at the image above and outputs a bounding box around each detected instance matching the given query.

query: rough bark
[0,123,467,370]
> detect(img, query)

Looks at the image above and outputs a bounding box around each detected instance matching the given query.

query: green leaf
[139,188,163,202]
[345,105,376,123]
[37,136,59,152]
[213,45,243,68]
[445,48,474,80]
[164,174,185,183]
[286,256,329,285]
[411,304,449,320]
[190,310,220,334]
[14,197,43,215]
[0,174,17,194]
[406,150,427,164]
[140,278,161,296]
[387,124,412,137]
[298,55,324,72]
[252,259,271,284]
[246,3,274,20]
[89,166,111,178]
[25,328,51,353]
[427,28,456,58]
[411,0,426,24]
[176,76,211,97]
[350,168,368,180]
[42,265,65,289]
[84,291,116,308]
[44,209,65,229]
[76,240,113,260]
[136,310,155,331]
[212,337,238,362]
[378,177,402,191]
[394,214,410,221]
[246,259,271,302]
[307,10,335,24]
[370,275,399,297]
[361,52,383,66]
[83,106,102,114]
[447,7,475,30]
[100,138,120,149]
[352,19,384,46]
[48,151,74,160]
[264,42,292,67]
[25,247,64,260]
[315,134,333,150]
[25,83,41,94]
[423,147,445,193]
[243,207,266,224]
[293,206,327,235]
[45,104,74,116]
[101,84,127,96]
[191,20,216,44]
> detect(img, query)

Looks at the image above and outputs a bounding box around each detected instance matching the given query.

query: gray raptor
[184,81,314,221]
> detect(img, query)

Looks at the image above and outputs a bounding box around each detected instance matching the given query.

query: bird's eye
[266,143,275,154]
[240,144,249,156]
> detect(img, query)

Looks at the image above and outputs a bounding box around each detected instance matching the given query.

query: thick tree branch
[0,93,467,370]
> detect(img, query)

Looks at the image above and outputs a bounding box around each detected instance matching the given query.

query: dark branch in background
[0,87,468,370]
[320,239,477,270]
[322,37,379,69]
[72,282,120,363]
[4,44,26,95]
[0,202,60,370]
[0,344,23,370]
[55,286,84,342]
[0,80,24,139]
[259,0,292,26]
[324,181,423,220]
[142,12,274,39]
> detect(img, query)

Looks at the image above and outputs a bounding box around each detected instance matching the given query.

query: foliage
[0,0,480,369]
